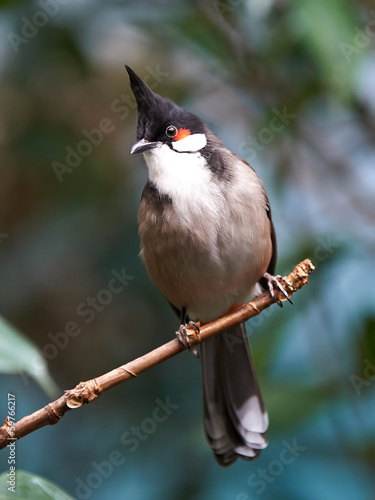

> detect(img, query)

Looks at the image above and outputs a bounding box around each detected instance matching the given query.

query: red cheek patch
[174,128,191,141]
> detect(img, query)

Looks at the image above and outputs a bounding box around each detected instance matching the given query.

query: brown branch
[0,259,314,450]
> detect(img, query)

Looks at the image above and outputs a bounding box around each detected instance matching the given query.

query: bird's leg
[263,272,296,307]
[176,308,201,358]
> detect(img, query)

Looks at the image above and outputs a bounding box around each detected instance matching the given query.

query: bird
[125,65,292,466]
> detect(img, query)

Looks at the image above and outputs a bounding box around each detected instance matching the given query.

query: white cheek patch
[172,133,207,152]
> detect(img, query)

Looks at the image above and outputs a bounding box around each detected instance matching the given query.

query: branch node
[44,403,63,424]
[66,379,101,409]
[184,323,201,347]
[121,366,138,377]
[3,416,14,433]
[246,303,261,316]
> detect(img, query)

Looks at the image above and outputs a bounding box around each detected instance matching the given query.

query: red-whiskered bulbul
[126,66,292,466]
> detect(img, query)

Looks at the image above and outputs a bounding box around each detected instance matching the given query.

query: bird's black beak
[130,138,159,155]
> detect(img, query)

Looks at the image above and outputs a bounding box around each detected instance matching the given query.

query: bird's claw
[176,321,201,358]
[263,272,296,306]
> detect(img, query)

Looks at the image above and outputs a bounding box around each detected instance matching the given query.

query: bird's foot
[263,272,296,307]
[176,321,201,358]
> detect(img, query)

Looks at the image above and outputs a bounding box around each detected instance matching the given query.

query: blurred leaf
[0,316,58,398]
[291,0,356,99]
[0,470,74,500]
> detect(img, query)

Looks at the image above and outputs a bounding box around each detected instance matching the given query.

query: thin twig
[0,259,314,450]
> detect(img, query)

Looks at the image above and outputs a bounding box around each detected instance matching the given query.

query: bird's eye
[165,125,178,138]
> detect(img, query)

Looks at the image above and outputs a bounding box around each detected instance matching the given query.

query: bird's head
[125,65,207,155]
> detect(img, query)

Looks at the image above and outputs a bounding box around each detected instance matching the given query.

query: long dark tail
[201,323,268,466]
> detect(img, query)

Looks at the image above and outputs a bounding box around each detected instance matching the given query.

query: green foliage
[291,0,356,98]
[0,316,58,398]
[0,471,74,500]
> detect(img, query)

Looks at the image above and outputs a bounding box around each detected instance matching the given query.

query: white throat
[143,143,210,198]
[143,141,225,225]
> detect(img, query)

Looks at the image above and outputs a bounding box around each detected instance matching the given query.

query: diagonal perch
[0,259,314,450]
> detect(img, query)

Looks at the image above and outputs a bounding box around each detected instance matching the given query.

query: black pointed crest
[125,65,160,116]
[126,65,177,141]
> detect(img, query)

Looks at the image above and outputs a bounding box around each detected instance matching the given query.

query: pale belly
[139,200,272,322]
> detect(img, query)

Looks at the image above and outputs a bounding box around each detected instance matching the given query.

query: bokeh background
[0,0,375,499]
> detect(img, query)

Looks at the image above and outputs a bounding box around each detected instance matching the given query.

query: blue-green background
[0,0,375,499]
